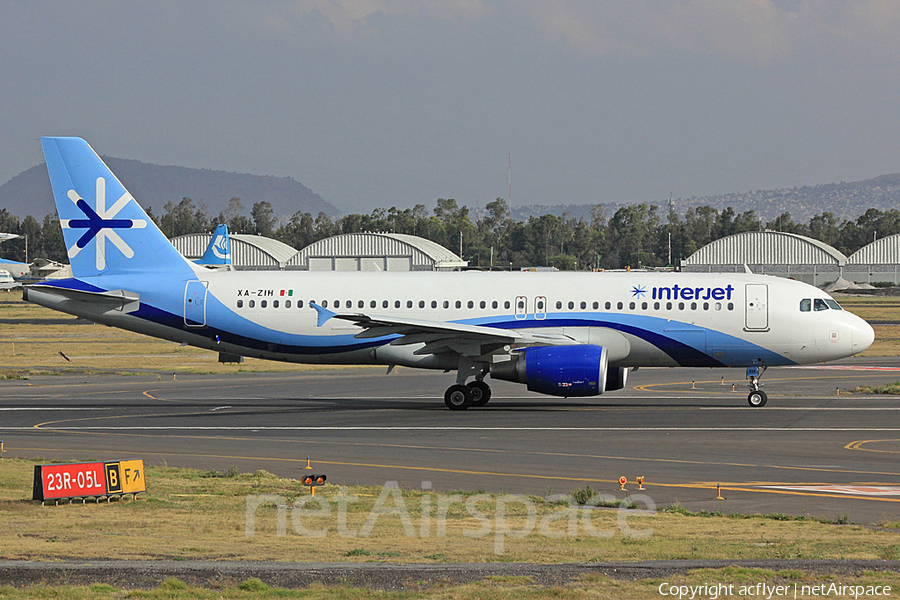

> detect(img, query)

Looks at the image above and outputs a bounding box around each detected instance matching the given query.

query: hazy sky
[3,1,900,213]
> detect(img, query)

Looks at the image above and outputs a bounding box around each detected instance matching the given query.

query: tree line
[2,196,899,270]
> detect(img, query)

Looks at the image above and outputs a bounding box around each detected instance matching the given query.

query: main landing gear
[444,357,492,410]
[444,380,492,410]
[746,365,768,407]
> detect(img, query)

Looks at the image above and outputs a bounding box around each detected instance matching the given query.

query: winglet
[310,302,336,327]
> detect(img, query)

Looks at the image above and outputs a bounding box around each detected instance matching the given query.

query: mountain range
[0,158,339,220]
[2,156,899,225]
[509,173,900,224]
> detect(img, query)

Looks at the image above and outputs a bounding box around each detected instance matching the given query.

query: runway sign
[33,459,146,502]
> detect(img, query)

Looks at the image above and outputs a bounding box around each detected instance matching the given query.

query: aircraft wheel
[468,381,492,407]
[444,384,473,410]
[747,390,768,407]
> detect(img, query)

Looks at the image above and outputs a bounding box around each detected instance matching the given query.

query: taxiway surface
[2,358,899,523]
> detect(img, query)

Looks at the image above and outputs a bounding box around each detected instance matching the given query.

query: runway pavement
[2,357,900,524]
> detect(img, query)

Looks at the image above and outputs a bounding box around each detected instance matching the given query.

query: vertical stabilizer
[41,137,193,278]
[195,224,232,266]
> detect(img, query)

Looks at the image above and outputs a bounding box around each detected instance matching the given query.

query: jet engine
[491,344,608,397]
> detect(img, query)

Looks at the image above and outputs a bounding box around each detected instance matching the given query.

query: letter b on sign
[105,462,122,494]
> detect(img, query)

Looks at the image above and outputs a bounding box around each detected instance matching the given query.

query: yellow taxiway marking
[9,444,900,504]
[15,408,900,479]
[633,372,900,393]
[846,439,900,454]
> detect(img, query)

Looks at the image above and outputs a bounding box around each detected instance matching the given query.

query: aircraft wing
[311,302,577,357]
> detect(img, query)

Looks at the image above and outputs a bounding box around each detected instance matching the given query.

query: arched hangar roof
[682,231,847,266]
[289,232,467,271]
[847,233,900,264]
[172,233,298,268]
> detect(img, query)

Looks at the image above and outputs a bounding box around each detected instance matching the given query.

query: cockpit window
[800,299,811,312]
[814,298,829,311]
[824,299,843,311]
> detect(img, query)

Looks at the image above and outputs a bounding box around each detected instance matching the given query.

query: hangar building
[680,231,847,286]
[172,231,467,272]
[172,233,298,270]
[845,233,900,284]
[287,233,468,271]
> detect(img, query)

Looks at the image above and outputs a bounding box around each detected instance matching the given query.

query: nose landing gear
[746,365,768,407]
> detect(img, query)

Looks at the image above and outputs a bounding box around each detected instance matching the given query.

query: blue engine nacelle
[491,345,609,397]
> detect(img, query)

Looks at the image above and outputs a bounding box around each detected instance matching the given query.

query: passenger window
[249,300,255,308]
[642,302,647,310]
[395,300,401,309]
[814,299,828,311]
[605,302,611,309]
[690,302,696,310]
[468,300,474,309]
[261,300,268,308]
[332,300,339,308]
[370,300,376,308]
[715,302,721,311]
[666,302,673,310]
[568,301,575,309]
[580,301,587,309]
[383,300,389,308]
[492,301,498,309]
[480,300,486,309]
[556,301,563,309]
[285,300,291,308]
[237,299,243,308]
[727,302,734,311]
[443,300,449,309]
[273,300,279,308]
[617,302,623,310]
[654,302,660,310]
[518,299,525,310]
[629,302,635,310]
[504,301,510,309]
[298,300,304,308]
[678,302,684,310]
[592,301,599,309]
[703,302,708,310]
[800,299,811,312]
[456,300,462,309]
[346,300,351,308]
[432,300,438,309]
[419,300,425,308]
[407,300,413,308]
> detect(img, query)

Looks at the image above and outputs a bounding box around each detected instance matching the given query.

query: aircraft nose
[850,316,875,354]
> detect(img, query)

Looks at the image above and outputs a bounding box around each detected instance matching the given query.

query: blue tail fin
[195,224,232,266]
[41,137,193,278]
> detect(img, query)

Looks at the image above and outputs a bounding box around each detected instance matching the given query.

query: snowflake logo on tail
[60,177,147,270]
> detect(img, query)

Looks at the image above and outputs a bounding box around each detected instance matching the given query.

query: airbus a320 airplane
[25,138,875,410]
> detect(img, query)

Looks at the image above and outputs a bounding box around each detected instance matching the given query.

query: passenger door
[184,280,208,327]
[745,283,768,331]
